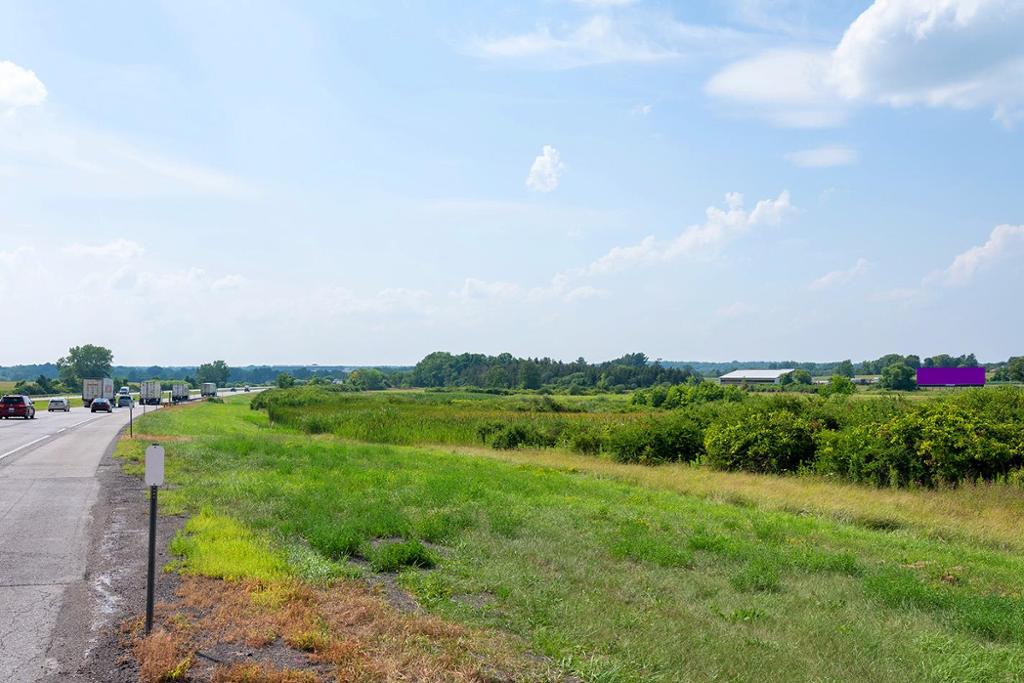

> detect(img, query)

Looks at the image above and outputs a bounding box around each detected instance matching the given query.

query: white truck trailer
[82,378,114,407]
[171,382,190,404]
[201,382,217,398]
[140,380,162,405]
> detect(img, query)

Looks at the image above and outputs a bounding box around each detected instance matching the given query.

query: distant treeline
[391,352,697,392]
[666,352,998,377]
[3,352,1021,389]
[0,364,395,384]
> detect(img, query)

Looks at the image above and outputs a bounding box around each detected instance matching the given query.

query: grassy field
[119,396,1024,682]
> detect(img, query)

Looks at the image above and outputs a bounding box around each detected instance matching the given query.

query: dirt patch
[126,575,558,682]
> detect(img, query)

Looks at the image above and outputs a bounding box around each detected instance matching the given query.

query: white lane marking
[0,415,103,463]
[0,435,52,462]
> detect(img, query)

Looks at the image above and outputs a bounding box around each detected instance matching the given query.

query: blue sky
[1,0,1022,365]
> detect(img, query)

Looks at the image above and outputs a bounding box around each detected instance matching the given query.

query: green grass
[120,398,1024,682]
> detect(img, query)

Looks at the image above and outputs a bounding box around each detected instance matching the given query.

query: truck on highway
[171,382,190,404]
[201,382,217,398]
[140,380,162,405]
[82,378,114,407]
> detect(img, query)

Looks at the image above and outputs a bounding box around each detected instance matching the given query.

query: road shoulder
[42,432,183,683]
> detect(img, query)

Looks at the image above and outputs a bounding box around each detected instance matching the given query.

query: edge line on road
[0,415,103,463]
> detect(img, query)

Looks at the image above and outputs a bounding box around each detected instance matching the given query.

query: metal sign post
[129,405,134,438]
[144,444,165,635]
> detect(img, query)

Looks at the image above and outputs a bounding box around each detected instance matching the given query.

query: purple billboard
[916,367,986,386]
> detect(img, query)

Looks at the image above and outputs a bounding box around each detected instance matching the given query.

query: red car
[1,395,36,419]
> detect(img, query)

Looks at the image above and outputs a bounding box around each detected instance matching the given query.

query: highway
[0,405,144,681]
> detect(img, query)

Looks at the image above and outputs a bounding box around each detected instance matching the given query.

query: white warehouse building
[718,369,796,385]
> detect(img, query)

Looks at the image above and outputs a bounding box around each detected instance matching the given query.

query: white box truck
[140,380,162,405]
[82,378,114,407]
[171,383,190,404]
[201,382,217,398]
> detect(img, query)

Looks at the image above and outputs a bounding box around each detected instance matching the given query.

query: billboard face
[916,367,986,386]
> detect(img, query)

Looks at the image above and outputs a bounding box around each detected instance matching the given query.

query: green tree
[820,375,856,396]
[196,360,230,386]
[1007,357,1024,382]
[56,344,114,389]
[781,369,813,385]
[835,360,855,378]
[520,362,542,390]
[348,368,387,390]
[880,363,916,390]
[276,372,296,388]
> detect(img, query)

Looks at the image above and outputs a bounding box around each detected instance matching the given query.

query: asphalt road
[0,406,144,682]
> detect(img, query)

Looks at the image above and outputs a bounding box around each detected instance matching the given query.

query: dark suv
[1,395,36,419]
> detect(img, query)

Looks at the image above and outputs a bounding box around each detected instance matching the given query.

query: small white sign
[145,444,165,486]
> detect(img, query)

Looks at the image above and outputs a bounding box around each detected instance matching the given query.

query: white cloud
[472,16,678,68]
[716,301,754,318]
[707,0,1024,127]
[526,145,566,192]
[0,97,251,199]
[942,224,1024,285]
[588,190,794,273]
[706,49,847,127]
[631,103,653,115]
[63,239,145,260]
[809,257,868,290]
[0,61,47,109]
[470,14,756,70]
[454,278,524,303]
[572,0,638,6]
[785,145,858,167]
[211,274,248,291]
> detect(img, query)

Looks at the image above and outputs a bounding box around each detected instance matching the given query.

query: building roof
[719,368,796,380]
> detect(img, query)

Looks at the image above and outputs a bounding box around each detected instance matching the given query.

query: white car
[48,397,71,412]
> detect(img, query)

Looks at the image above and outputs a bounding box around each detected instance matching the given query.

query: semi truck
[201,382,217,398]
[140,380,162,405]
[171,383,190,404]
[82,378,114,407]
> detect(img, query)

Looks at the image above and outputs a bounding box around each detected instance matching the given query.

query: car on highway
[244,386,250,392]
[1,395,36,419]
[47,397,71,412]
[118,387,131,396]
[91,397,113,413]
[116,394,134,408]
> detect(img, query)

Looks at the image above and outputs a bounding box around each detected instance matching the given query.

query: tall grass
[121,399,1024,682]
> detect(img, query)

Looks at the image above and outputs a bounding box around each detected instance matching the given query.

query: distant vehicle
[230,387,237,393]
[140,380,162,405]
[91,397,113,413]
[201,382,217,398]
[171,383,190,404]
[118,386,131,396]
[244,386,250,392]
[1,395,35,419]
[82,378,114,407]
[48,397,71,412]
[117,394,134,408]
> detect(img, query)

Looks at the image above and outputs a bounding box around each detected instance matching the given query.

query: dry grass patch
[449,443,1024,550]
[127,575,558,683]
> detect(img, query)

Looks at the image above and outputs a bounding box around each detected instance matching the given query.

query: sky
[1,0,1022,366]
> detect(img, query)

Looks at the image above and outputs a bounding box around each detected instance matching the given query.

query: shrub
[814,426,921,487]
[819,375,856,397]
[608,416,703,464]
[488,423,557,450]
[704,411,816,474]
[561,423,607,455]
[368,540,437,572]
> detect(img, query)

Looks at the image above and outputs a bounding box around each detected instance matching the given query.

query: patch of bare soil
[126,575,560,682]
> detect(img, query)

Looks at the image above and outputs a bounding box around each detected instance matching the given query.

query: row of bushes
[255,386,1024,488]
[476,391,1024,487]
